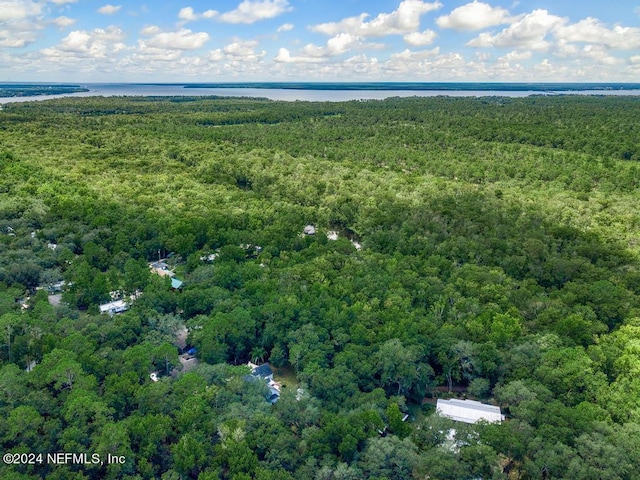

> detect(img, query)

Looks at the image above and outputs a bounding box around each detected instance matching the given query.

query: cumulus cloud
[140,25,160,36]
[498,50,531,62]
[310,0,442,37]
[219,0,292,25]
[142,28,210,50]
[97,4,121,15]
[554,18,640,50]
[274,36,384,64]
[51,16,76,28]
[467,9,565,51]
[391,47,440,61]
[294,1,441,60]
[208,49,224,61]
[0,29,36,47]
[301,33,357,58]
[581,44,624,65]
[404,29,437,46]
[381,48,464,77]
[436,1,511,31]
[223,39,266,61]
[277,23,293,32]
[274,47,323,63]
[41,26,127,58]
[0,1,78,48]
[178,6,218,22]
[0,1,42,22]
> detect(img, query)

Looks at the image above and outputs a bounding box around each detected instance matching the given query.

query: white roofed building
[99,299,129,315]
[436,399,504,424]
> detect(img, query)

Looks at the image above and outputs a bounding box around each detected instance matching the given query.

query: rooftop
[99,299,128,315]
[436,399,504,424]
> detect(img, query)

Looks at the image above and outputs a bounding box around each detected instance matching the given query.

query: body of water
[1,82,640,104]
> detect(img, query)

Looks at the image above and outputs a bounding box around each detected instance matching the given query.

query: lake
[1,82,640,104]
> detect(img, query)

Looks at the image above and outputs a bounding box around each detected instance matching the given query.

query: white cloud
[49,0,77,4]
[581,44,624,65]
[391,47,440,61]
[219,0,292,25]
[554,18,640,50]
[467,9,565,51]
[223,39,266,61]
[381,48,465,77]
[97,4,121,15]
[553,39,578,58]
[178,6,218,22]
[208,49,224,61]
[404,29,437,46]
[129,44,182,62]
[41,26,127,58]
[274,47,323,63]
[59,31,92,52]
[179,7,197,21]
[498,50,531,62]
[326,33,356,55]
[143,28,209,50]
[51,16,76,28]
[277,23,293,32]
[310,0,442,37]
[302,33,357,57]
[140,25,160,36]
[0,29,36,47]
[0,1,79,48]
[436,1,511,31]
[0,1,42,22]
[311,13,367,36]
[343,54,379,74]
[293,0,441,61]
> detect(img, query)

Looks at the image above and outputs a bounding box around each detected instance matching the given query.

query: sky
[1,0,640,82]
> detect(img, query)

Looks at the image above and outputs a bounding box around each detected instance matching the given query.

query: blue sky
[1,0,639,82]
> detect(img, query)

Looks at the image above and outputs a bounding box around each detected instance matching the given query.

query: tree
[123,257,150,294]
[0,312,20,363]
[375,338,430,397]
[358,436,420,480]
[386,402,411,438]
[36,348,90,392]
[3,405,44,447]
[91,422,135,479]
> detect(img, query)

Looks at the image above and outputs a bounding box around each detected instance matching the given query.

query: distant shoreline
[180,82,640,92]
[0,84,89,98]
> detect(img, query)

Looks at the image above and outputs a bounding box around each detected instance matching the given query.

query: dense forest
[1,94,640,479]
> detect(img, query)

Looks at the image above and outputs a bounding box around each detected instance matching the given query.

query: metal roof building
[436,399,504,424]
[99,299,129,315]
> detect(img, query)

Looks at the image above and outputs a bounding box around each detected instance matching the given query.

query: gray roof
[436,399,504,424]
[252,363,273,378]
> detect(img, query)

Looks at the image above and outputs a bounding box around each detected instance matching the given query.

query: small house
[436,399,504,424]
[99,299,129,316]
[150,260,175,277]
[303,225,316,235]
[47,280,66,294]
[246,362,281,404]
